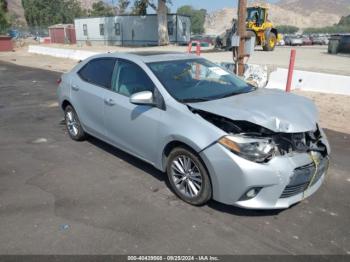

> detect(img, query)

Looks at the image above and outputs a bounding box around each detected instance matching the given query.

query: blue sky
[168,0,281,12]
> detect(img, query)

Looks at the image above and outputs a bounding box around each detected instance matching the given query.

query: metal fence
[1,26,49,38]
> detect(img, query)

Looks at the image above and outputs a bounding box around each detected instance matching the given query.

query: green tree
[132,0,148,15]
[177,5,206,34]
[338,15,350,26]
[0,0,9,33]
[88,1,114,17]
[117,0,130,14]
[276,25,299,34]
[22,0,85,26]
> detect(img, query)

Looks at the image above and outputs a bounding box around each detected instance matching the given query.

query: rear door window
[78,58,116,89]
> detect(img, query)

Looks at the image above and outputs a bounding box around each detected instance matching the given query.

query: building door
[114,22,123,46]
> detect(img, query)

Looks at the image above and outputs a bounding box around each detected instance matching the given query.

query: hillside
[204,0,350,35]
[277,0,350,16]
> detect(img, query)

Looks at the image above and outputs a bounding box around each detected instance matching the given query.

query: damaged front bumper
[200,136,330,210]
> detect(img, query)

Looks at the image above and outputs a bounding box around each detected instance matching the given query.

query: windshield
[147,58,255,103]
[247,8,264,23]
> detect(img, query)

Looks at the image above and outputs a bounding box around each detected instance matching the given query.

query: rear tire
[166,147,212,206]
[64,105,86,141]
[263,32,276,51]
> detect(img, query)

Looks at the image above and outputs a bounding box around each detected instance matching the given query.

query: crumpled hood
[188,88,319,133]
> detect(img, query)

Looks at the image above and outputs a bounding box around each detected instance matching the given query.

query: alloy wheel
[170,155,203,198]
[66,110,79,137]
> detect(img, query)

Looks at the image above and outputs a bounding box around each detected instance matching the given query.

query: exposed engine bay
[191,108,328,158]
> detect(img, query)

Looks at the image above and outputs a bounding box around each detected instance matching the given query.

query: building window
[99,24,105,36]
[83,24,88,36]
[167,21,173,36]
[182,22,186,36]
[115,23,120,35]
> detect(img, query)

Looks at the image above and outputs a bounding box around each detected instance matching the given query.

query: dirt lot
[2,43,350,75]
[0,61,349,255]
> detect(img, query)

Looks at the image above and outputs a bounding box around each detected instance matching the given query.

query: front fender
[154,104,226,171]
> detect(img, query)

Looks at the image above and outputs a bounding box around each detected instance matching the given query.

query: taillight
[56,77,62,85]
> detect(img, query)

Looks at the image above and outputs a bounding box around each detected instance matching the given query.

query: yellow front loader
[246,6,281,51]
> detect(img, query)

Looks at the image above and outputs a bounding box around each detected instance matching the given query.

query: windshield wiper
[181,98,210,103]
[213,87,257,100]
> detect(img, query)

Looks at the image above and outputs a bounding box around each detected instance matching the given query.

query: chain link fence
[0,25,50,48]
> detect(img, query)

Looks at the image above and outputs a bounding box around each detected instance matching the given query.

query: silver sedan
[57,52,330,209]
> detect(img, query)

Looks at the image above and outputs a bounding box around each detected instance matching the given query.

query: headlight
[218,135,275,163]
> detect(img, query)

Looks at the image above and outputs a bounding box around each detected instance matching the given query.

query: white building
[74,14,191,46]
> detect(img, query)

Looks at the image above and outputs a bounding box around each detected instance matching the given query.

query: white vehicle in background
[290,35,303,46]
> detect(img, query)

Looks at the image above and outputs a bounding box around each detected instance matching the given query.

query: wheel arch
[161,140,214,200]
[61,99,72,110]
[161,140,200,171]
[270,28,278,37]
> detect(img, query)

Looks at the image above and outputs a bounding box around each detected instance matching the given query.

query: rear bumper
[200,143,328,210]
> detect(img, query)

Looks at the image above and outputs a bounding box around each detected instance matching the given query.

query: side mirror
[130,91,154,106]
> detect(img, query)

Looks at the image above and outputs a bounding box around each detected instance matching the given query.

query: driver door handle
[72,84,79,91]
[104,98,116,106]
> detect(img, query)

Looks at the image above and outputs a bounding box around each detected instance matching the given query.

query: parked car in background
[284,35,292,45]
[328,34,350,54]
[311,36,329,45]
[302,36,313,45]
[190,35,214,47]
[57,52,330,209]
[290,35,303,46]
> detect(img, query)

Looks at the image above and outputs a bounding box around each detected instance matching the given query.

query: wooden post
[237,0,247,76]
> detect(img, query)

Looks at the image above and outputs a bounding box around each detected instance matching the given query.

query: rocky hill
[277,0,350,16]
[204,0,350,35]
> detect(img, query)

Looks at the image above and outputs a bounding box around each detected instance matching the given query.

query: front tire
[263,32,276,51]
[166,147,212,206]
[64,105,86,141]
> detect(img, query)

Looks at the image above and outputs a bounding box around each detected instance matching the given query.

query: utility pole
[237,0,247,76]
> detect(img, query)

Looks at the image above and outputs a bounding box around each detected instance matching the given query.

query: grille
[280,157,329,199]
[280,183,308,198]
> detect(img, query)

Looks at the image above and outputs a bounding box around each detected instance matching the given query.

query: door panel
[71,76,107,138]
[103,59,163,164]
[104,91,162,164]
[70,58,116,138]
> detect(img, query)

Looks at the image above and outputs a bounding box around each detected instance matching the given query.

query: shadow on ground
[86,135,285,217]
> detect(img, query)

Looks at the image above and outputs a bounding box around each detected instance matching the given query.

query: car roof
[89,51,199,64]
[126,51,198,63]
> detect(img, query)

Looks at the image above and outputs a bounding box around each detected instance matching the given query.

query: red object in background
[49,24,76,44]
[0,36,13,52]
[187,41,201,56]
[195,42,201,56]
[286,49,296,92]
[43,37,51,44]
